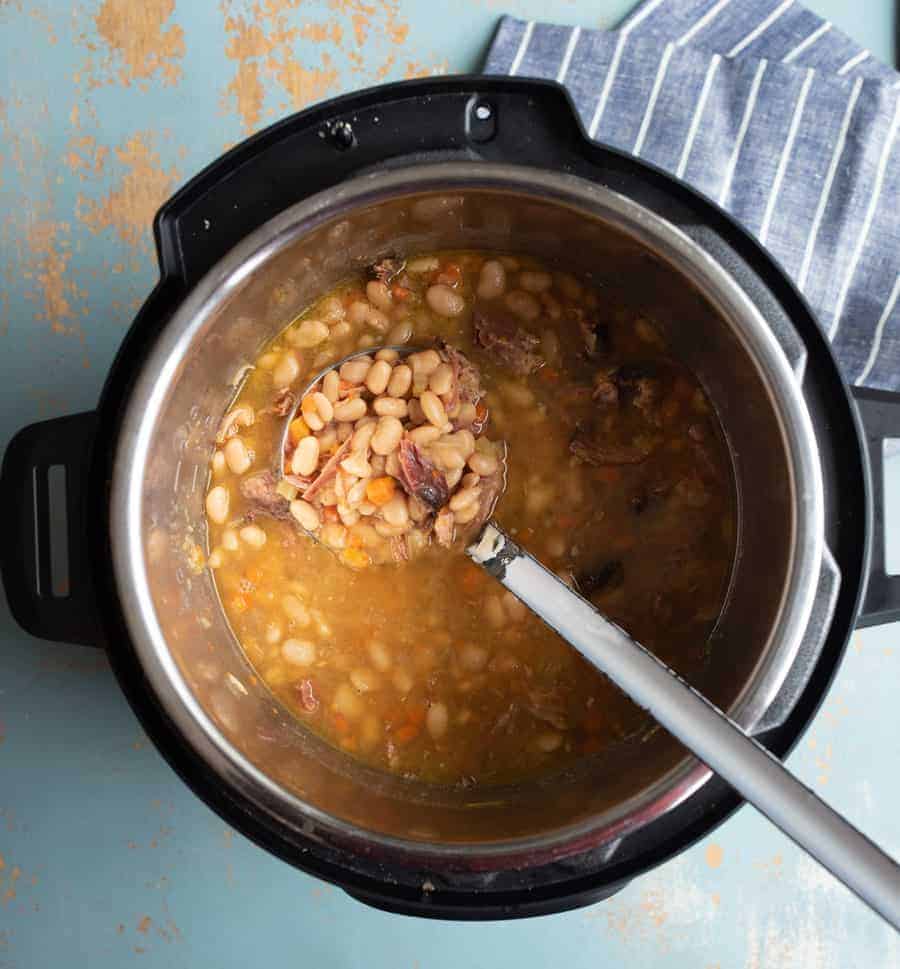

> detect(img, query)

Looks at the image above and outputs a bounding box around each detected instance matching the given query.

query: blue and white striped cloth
[485,0,900,391]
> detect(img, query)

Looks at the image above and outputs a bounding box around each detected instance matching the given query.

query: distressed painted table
[1,1,898,966]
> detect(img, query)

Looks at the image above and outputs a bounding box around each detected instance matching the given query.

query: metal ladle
[283,346,900,929]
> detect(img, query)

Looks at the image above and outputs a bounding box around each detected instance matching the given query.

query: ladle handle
[468,523,900,930]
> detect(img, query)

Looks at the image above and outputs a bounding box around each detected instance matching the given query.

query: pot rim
[109,162,824,864]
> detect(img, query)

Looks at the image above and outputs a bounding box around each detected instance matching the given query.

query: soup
[205,252,735,785]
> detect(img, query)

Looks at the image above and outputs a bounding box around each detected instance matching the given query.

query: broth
[205,252,735,785]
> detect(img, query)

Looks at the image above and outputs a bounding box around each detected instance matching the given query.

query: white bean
[291,318,329,347]
[322,369,340,402]
[453,502,480,525]
[426,284,465,317]
[468,451,499,476]
[333,397,367,422]
[372,396,408,418]
[290,499,320,531]
[282,594,310,625]
[449,485,480,512]
[350,667,381,693]
[366,280,393,312]
[339,356,372,384]
[212,450,226,475]
[447,429,475,458]
[375,348,399,363]
[368,640,392,672]
[221,528,239,551]
[387,364,412,398]
[381,493,409,527]
[408,425,441,447]
[504,290,541,322]
[319,522,348,549]
[291,436,320,476]
[311,391,333,423]
[408,349,441,376]
[387,320,413,344]
[332,683,363,719]
[318,295,345,324]
[351,420,377,451]
[477,259,506,300]
[239,524,267,548]
[456,402,477,427]
[419,390,448,429]
[371,416,404,455]
[365,359,392,395]
[536,731,563,752]
[282,639,316,666]
[316,426,337,452]
[206,486,229,524]
[347,300,371,325]
[273,353,301,388]
[340,450,372,478]
[223,437,251,475]
[366,309,390,333]
[429,362,454,396]
[518,270,552,293]
[407,256,439,273]
[426,701,449,739]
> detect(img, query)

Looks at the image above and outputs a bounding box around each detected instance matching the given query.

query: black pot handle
[152,77,589,287]
[0,411,105,647]
[853,386,900,628]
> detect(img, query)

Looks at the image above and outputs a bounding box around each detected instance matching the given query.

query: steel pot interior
[110,164,823,867]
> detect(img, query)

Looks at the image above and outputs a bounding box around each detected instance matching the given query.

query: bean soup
[205,252,735,785]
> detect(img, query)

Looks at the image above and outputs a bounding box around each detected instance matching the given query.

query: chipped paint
[92,0,185,87]
[404,59,450,78]
[64,135,109,181]
[76,132,180,248]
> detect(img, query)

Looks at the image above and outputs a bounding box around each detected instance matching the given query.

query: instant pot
[2,77,899,918]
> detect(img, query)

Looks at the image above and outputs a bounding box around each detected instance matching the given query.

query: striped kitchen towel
[485,0,900,391]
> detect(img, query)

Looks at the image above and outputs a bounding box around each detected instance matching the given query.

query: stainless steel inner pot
[109,164,825,868]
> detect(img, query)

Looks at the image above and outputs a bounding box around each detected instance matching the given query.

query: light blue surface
[0,2,898,966]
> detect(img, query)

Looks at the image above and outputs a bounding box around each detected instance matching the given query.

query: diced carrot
[245,565,264,584]
[405,703,426,727]
[395,723,421,745]
[474,401,488,425]
[391,284,411,301]
[594,467,621,484]
[340,736,358,752]
[434,262,462,287]
[322,506,340,523]
[230,594,250,614]
[340,547,371,570]
[365,476,396,506]
[332,713,351,736]
[289,417,310,443]
[556,514,580,529]
[539,367,560,382]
